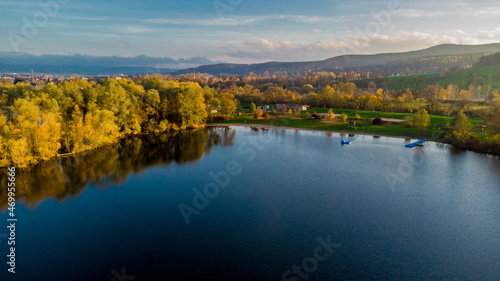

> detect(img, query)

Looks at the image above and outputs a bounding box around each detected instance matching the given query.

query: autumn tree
[451,110,473,136]
[326,109,335,120]
[414,109,430,131]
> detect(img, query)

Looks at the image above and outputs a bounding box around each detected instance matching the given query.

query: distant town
[0,72,129,87]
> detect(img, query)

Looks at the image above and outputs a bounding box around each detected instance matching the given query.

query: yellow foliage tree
[326,109,335,120]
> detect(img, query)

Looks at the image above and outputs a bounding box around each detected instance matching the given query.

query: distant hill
[0,63,177,76]
[173,43,500,76]
[0,53,217,75]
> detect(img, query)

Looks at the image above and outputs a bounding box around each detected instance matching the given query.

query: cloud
[206,28,500,63]
[120,25,160,34]
[396,6,500,18]
[141,14,345,27]
[60,16,114,21]
[477,27,500,41]
[141,17,264,26]
[210,39,348,63]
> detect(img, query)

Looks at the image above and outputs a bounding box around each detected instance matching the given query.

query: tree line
[0,76,237,167]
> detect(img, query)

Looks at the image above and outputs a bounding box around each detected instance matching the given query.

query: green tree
[167,82,207,126]
[414,109,430,130]
[250,102,256,113]
[451,110,473,136]
[264,87,286,103]
[300,84,314,94]
[340,113,348,123]
[218,92,237,115]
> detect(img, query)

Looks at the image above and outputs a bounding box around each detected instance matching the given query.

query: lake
[1,126,499,281]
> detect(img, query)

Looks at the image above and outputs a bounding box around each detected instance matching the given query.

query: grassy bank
[213,108,482,139]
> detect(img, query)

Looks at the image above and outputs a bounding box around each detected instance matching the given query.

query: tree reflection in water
[0,127,236,210]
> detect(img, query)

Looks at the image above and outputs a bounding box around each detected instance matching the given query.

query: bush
[373,117,384,125]
[253,110,263,119]
[340,113,348,123]
[494,134,500,144]
[404,116,413,128]
[250,103,256,113]
[304,112,311,119]
[262,112,270,119]
[311,113,321,119]
[212,115,232,121]
[414,109,430,130]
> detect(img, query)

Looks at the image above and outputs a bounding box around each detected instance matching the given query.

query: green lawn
[213,107,480,139]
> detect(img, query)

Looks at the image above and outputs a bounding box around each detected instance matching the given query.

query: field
[213,107,482,139]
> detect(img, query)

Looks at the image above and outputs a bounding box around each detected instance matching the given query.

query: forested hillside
[173,44,500,76]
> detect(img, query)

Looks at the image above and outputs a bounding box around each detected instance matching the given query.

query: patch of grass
[211,109,464,138]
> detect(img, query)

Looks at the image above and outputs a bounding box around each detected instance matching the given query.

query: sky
[1,0,500,66]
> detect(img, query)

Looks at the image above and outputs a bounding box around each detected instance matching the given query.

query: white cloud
[396,6,500,18]
[142,17,263,26]
[477,27,500,41]
[141,14,345,27]
[209,39,348,63]
[60,16,113,21]
[206,28,500,63]
[121,25,158,34]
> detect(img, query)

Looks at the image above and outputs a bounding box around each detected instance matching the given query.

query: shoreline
[207,123,417,140]
[208,123,500,156]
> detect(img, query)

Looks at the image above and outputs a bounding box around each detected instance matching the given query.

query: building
[276,104,309,111]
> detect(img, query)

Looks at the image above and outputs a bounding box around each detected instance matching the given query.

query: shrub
[404,116,413,128]
[494,134,500,144]
[311,113,321,119]
[262,112,270,119]
[250,103,256,113]
[304,112,311,119]
[213,115,232,121]
[326,109,335,120]
[373,117,384,125]
[253,110,263,119]
[340,113,348,123]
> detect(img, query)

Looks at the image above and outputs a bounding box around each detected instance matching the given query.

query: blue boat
[405,139,427,148]
[341,139,351,145]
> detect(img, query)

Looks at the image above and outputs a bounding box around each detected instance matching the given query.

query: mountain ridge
[172,43,500,76]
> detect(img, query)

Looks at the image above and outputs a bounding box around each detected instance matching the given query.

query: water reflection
[0,127,235,210]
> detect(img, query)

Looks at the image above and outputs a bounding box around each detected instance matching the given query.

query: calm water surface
[1,126,499,281]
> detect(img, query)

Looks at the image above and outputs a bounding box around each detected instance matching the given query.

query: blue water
[1,127,499,280]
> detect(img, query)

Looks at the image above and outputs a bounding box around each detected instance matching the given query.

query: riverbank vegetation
[0,77,236,167]
[2,72,499,168]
